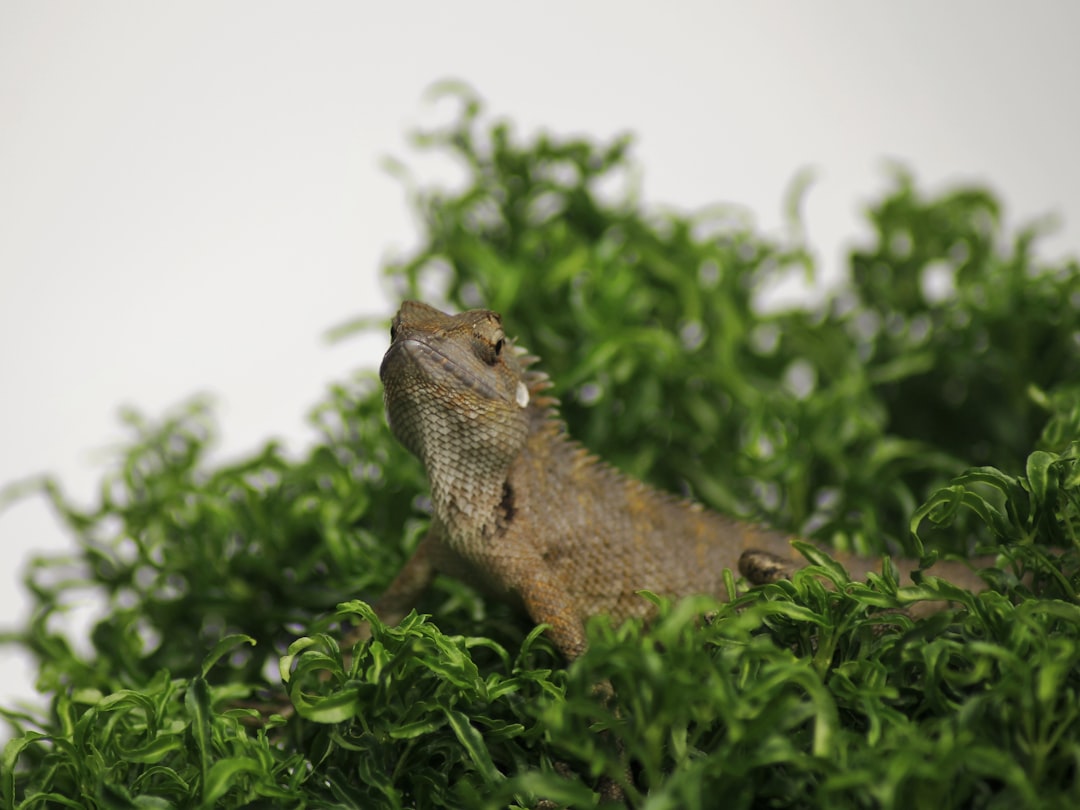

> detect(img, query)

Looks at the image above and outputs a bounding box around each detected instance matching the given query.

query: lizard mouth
[382,338,509,404]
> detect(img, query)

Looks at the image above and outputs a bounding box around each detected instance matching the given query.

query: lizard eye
[473,331,505,366]
[476,337,503,365]
[473,315,506,365]
[389,324,397,341]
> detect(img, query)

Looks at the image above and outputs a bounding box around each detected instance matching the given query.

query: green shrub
[3,86,1078,809]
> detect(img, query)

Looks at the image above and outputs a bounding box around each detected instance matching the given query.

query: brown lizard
[367,300,991,660]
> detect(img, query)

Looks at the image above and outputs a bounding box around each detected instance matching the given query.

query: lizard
[366,299,993,661]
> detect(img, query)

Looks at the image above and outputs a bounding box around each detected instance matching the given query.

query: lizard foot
[738,549,795,585]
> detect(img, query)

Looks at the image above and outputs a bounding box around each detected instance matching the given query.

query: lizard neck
[427,461,511,545]
[417,403,530,548]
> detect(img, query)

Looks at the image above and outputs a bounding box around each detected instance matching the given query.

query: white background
[3,2,1079,714]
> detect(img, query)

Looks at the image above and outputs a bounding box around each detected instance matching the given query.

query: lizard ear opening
[515,381,530,408]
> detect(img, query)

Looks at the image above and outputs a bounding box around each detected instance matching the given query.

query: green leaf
[202,757,264,806]
[119,734,185,764]
[1026,449,1057,507]
[200,634,256,679]
[294,687,361,724]
[186,675,213,795]
[444,708,502,785]
[3,732,52,807]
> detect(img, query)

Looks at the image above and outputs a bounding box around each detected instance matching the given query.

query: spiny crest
[511,343,560,411]
[513,339,721,518]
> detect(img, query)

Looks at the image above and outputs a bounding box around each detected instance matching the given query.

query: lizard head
[380,300,533,475]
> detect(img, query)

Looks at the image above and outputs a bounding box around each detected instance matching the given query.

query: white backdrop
[2,2,1079,711]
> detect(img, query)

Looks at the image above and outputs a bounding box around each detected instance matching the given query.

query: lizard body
[374,300,987,659]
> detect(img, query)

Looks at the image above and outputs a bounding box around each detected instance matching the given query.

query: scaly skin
[374,300,989,659]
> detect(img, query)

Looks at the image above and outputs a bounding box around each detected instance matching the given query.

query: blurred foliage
[386,88,1080,555]
[2,85,1079,808]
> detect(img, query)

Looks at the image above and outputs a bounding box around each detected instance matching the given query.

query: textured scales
[373,300,987,659]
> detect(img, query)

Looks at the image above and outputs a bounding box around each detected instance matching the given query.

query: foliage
[2,86,1079,808]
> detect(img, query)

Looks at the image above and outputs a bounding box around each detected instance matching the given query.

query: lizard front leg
[503,563,630,804]
[507,565,589,660]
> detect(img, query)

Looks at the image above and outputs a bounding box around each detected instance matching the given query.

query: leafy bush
[3,86,1078,808]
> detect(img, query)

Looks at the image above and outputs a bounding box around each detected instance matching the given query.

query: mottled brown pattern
[373,301,988,659]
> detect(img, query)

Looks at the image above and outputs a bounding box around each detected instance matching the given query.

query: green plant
[3,86,1078,809]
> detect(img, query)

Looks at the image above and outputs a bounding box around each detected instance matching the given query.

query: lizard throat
[380,318,534,547]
